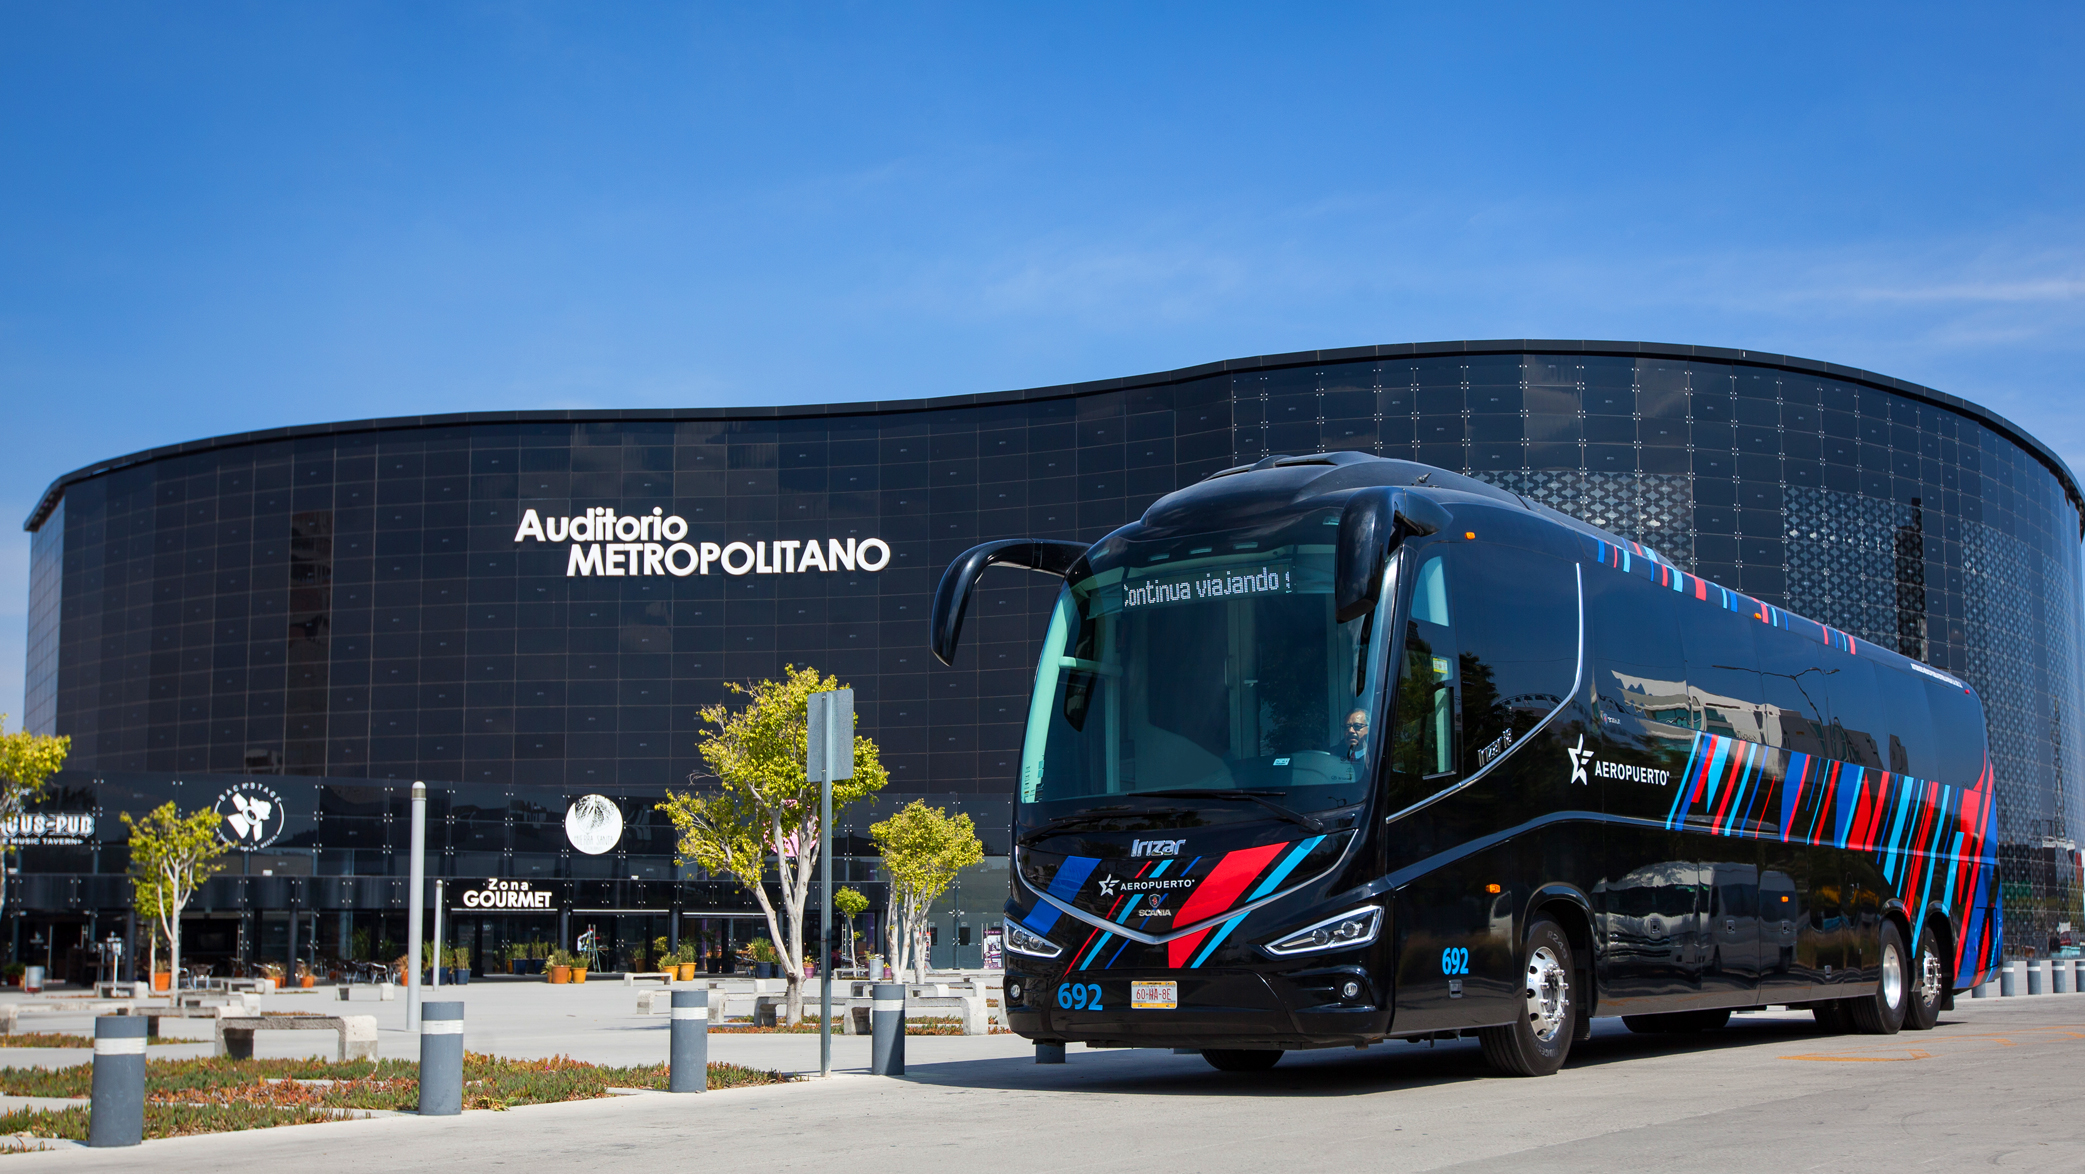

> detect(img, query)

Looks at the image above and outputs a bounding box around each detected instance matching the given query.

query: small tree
[0,716,70,928]
[122,803,227,989]
[872,801,983,983]
[658,665,888,1024]
[834,886,870,968]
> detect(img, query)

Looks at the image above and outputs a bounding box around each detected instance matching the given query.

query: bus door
[1384,541,1578,1033]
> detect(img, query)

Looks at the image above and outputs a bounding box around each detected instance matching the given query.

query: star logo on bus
[1566,736,1595,786]
[1098,875,1118,896]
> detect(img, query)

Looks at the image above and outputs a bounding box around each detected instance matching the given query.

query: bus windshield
[1018,543,1386,814]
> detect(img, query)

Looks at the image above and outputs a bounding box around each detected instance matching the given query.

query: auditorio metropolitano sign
[514,508,892,578]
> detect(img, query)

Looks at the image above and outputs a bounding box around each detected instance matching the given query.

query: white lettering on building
[514,508,890,578]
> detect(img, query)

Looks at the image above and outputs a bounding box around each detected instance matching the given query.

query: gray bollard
[88,1015,147,1148]
[2055,961,2073,995]
[2000,961,2020,996]
[870,983,905,1076]
[2029,959,2049,995]
[418,1001,464,1116]
[1036,1042,1066,1064]
[670,988,708,1092]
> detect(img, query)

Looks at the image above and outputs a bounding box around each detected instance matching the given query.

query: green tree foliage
[0,716,70,922]
[657,665,887,1023]
[122,804,227,987]
[871,801,983,982]
[833,886,870,968]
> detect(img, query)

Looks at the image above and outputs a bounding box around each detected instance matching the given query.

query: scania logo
[1130,838,1184,858]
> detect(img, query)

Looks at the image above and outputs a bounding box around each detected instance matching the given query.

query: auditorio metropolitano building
[16,340,2085,980]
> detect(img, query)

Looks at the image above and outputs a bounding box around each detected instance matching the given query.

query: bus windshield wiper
[1017,806,1193,846]
[1137,789,1326,833]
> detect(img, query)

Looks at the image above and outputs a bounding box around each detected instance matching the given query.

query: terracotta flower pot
[572,967,588,984]
[678,962,698,981]
[549,965,570,984]
[152,972,172,992]
[299,975,315,989]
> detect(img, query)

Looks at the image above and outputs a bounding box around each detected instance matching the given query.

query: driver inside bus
[1332,709,1369,760]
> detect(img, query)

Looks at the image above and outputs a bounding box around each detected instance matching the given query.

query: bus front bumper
[1002,965,1392,1050]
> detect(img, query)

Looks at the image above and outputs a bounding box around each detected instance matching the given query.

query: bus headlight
[1263,906,1382,956]
[1005,920,1063,958]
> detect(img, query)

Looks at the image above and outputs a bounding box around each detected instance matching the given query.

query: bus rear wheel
[1479,916,1575,1077]
[1849,921,1909,1035]
[1201,1049,1282,1072]
[1903,931,1945,1032]
[1621,1008,1731,1033]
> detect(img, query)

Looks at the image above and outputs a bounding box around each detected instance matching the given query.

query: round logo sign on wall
[215,781,287,849]
[564,795,623,855]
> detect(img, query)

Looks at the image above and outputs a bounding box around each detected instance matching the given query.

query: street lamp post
[407,781,426,1030]
[806,689,854,1079]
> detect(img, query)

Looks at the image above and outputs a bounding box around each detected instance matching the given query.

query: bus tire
[1622,1008,1730,1033]
[1849,921,1909,1035]
[1479,916,1575,1077]
[1903,931,1945,1032]
[1201,1049,1282,1072]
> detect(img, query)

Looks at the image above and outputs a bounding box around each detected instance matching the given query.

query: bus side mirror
[930,539,1091,666]
[1335,487,1446,622]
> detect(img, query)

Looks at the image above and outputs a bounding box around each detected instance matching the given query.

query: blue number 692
[1057,982,1103,1010]
[1440,947,1470,975]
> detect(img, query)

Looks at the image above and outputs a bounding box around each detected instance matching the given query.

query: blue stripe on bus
[1189,915,1245,969]
[1246,836,1325,902]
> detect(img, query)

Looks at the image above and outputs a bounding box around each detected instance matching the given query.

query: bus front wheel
[1849,921,1909,1035]
[1201,1049,1283,1072]
[1480,916,1576,1077]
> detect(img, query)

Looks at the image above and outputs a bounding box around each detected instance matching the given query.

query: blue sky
[4,2,2083,718]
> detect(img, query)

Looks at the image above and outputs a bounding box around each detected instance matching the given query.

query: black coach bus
[931,453,2002,1076]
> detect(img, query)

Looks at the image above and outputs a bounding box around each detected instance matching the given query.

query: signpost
[806,688,854,1079]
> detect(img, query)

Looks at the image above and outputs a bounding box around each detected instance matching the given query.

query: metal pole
[431,880,443,989]
[407,781,426,1029]
[808,688,852,1079]
[88,1015,146,1147]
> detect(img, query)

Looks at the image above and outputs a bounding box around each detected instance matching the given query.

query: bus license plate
[1132,981,1177,1010]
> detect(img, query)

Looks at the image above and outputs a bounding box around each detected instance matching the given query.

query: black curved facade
[19,340,2085,973]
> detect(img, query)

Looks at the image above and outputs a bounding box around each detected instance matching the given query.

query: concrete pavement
[0,992,2079,1171]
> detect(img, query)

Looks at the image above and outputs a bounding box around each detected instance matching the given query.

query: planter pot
[572,967,588,984]
[152,972,172,992]
[549,965,570,984]
[755,962,775,979]
[450,967,470,985]
[299,975,316,989]
[679,962,698,981]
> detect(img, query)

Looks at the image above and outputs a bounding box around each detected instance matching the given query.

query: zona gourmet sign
[462,879,554,910]
[513,508,891,579]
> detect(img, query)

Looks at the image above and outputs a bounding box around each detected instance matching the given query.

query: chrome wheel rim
[1525,945,1570,1042]
[1881,941,1904,1008]
[1919,947,1944,1006]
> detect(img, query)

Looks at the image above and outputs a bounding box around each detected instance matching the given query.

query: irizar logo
[1130,838,1184,858]
[1566,735,1596,787]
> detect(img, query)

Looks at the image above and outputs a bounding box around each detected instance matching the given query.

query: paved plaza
[0,986,2079,1171]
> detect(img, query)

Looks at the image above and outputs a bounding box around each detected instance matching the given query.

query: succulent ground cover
[0,1053,793,1142]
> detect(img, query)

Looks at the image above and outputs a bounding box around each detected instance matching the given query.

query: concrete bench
[622,971,674,986]
[840,993,988,1036]
[335,983,398,1002]
[214,1015,379,1062]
